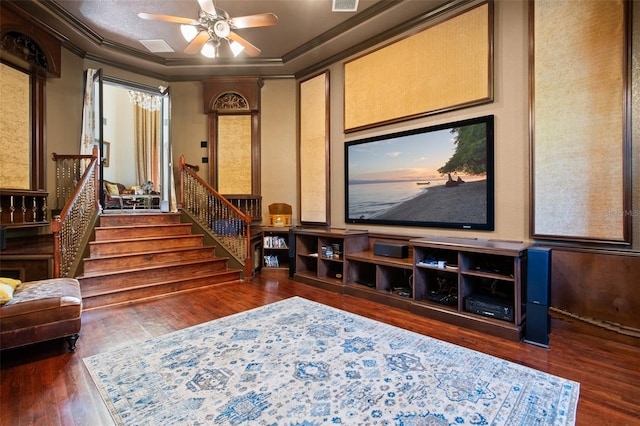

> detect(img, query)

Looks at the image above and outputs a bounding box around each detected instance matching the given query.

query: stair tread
[99,213,181,223]
[89,234,202,245]
[80,270,240,298]
[78,257,229,279]
[83,246,216,262]
[99,213,180,218]
[95,223,191,230]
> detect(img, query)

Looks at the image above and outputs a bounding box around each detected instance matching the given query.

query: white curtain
[80,69,98,157]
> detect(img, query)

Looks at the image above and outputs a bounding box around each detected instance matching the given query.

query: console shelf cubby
[411,237,528,341]
[344,250,414,310]
[294,228,369,292]
[261,227,291,270]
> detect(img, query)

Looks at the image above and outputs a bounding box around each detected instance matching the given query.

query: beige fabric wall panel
[344,2,492,132]
[532,0,628,243]
[218,115,252,194]
[300,72,329,224]
[0,64,30,189]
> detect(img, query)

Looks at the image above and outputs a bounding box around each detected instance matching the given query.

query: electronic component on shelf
[465,294,514,322]
[373,242,408,258]
[389,286,412,298]
[356,279,375,288]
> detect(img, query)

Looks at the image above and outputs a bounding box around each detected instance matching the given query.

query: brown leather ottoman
[0,278,82,351]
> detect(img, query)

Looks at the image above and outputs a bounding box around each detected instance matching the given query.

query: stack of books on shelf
[264,255,280,267]
[264,236,288,248]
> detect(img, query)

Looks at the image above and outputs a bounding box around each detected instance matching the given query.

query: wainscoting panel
[551,247,640,332]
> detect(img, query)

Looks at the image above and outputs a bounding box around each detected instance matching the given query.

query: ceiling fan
[138,0,278,58]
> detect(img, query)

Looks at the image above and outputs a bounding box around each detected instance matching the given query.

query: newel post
[244,219,253,280]
[51,215,62,278]
[93,145,100,211]
[178,155,185,209]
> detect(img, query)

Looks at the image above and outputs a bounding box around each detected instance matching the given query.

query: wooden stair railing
[51,149,97,211]
[179,155,253,279]
[50,147,100,278]
[0,189,49,228]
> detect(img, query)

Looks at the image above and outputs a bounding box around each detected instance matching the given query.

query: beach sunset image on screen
[345,115,494,230]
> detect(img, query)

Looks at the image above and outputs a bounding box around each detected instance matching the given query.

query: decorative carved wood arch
[0,2,61,78]
[202,77,262,196]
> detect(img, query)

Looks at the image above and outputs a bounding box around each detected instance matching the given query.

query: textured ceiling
[8,0,457,80]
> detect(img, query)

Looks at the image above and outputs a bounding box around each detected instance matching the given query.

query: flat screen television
[345,115,494,230]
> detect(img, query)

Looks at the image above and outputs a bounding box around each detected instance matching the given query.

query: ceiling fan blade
[227,32,261,57]
[197,0,217,17]
[184,31,210,54]
[230,13,278,29]
[138,12,200,26]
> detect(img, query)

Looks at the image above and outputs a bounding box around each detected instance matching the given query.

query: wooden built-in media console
[294,228,369,293]
[293,228,528,341]
[411,236,527,341]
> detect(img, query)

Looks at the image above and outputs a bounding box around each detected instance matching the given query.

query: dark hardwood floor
[2,270,639,425]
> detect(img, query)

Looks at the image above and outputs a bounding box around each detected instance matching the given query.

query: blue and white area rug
[84,297,580,425]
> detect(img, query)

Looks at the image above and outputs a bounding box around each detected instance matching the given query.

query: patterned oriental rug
[84,297,580,425]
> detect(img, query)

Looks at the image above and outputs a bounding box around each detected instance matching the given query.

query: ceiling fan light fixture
[230,40,245,57]
[213,20,231,38]
[180,24,198,42]
[138,1,277,58]
[201,40,218,58]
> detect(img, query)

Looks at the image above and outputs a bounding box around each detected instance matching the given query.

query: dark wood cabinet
[411,237,528,341]
[261,227,290,270]
[344,250,414,311]
[0,235,54,281]
[294,228,368,292]
[292,229,528,341]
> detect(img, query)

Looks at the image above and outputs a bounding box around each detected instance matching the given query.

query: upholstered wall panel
[344,2,492,132]
[218,115,252,194]
[531,0,628,243]
[300,72,329,224]
[0,63,30,189]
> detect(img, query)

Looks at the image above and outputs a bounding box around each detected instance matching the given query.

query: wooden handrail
[51,153,95,160]
[50,147,100,277]
[179,155,254,278]
[178,156,252,224]
[182,161,200,172]
[53,149,100,221]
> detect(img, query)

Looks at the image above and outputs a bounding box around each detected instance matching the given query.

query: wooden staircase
[77,212,241,310]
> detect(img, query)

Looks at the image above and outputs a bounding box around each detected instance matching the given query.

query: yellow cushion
[0,277,21,288]
[106,182,120,196]
[0,278,21,305]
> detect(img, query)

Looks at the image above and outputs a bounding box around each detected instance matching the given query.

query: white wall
[102,84,136,186]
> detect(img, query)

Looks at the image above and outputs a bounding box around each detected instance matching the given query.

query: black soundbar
[373,242,408,259]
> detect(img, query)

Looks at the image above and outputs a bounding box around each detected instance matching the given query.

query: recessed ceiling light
[332,0,358,12]
[139,39,174,53]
